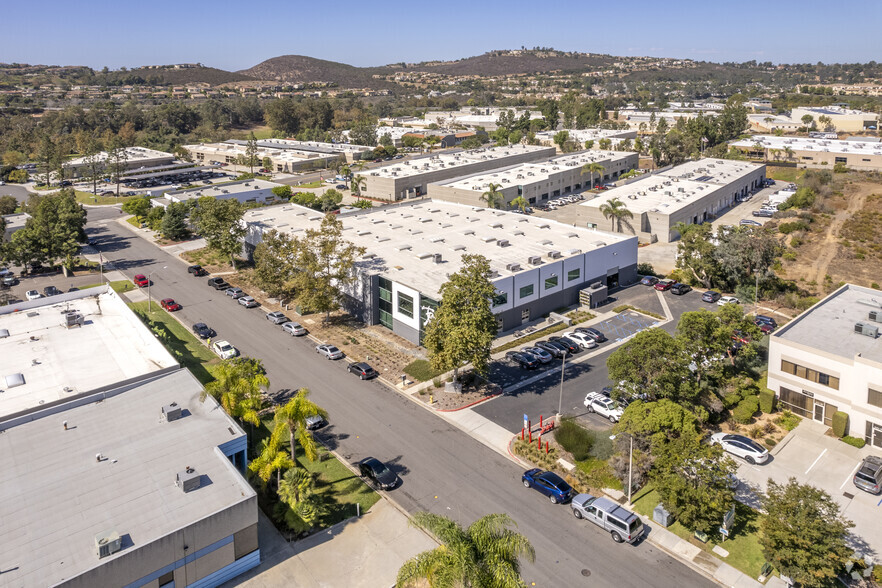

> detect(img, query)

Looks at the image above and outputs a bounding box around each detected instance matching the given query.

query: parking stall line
[805,448,828,475]
[840,462,862,490]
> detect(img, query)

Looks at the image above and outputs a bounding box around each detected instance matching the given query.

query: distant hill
[407,50,617,76]
[238,55,389,88]
[105,66,254,86]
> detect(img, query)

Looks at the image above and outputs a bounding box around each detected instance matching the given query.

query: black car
[192,322,216,339]
[535,340,567,358]
[348,362,378,380]
[43,286,62,297]
[549,336,580,354]
[575,327,607,343]
[207,277,230,290]
[188,265,208,276]
[670,283,692,295]
[505,351,539,370]
[358,457,399,490]
[702,290,721,303]
[754,315,778,329]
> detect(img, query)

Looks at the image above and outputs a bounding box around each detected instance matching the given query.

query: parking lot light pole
[610,433,633,506]
[557,350,568,417]
[147,266,167,312]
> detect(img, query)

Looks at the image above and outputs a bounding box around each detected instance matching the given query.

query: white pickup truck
[583,392,624,423]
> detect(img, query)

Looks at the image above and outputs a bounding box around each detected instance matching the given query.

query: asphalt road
[73,208,713,588]
[0,183,33,204]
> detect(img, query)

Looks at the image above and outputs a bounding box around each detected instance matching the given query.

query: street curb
[637,518,727,587]
[436,393,501,412]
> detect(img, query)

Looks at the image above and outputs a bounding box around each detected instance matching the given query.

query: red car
[160,298,182,312]
[654,279,674,291]
[593,184,608,190]
[133,274,149,287]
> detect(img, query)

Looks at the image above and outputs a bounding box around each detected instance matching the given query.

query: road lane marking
[840,462,862,489]
[805,448,827,475]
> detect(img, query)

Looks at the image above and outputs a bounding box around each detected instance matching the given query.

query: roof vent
[433,254,443,263]
[506,263,522,272]
[162,402,182,422]
[496,239,510,247]
[854,322,879,338]
[176,467,202,493]
[4,373,25,388]
[528,256,542,265]
[547,250,561,259]
[95,530,122,559]
[0,329,9,338]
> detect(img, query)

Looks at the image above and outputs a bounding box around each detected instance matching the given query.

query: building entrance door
[813,401,825,423]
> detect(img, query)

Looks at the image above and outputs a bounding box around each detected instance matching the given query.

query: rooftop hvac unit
[95,530,122,559]
[162,403,182,422]
[497,239,510,247]
[869,310,881,323]
[547,250,561,259]
[176,467,202,493]
[63,312,85,328]
[854,322,879,338]
[528,256,542,265]
[506,263,522,272]
[433,254,443,263]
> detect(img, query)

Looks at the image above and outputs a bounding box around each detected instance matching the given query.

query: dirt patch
[413,379,501,411]
[719,411,789,448]
[181,247,240,275]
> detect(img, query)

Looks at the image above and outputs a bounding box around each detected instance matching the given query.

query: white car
[710,433,769,465]
[717,296,740,306]
[563,332,598,350]
[316,344,344,360]
[583,392,624,423]
[212,340,238,360]
[25,290,42,301]
[282,321,308,336]
[238,296,259,308]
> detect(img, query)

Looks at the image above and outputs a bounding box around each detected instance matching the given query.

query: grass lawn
[575,457,622,490]
[182,247,240,271]
[80,279,136,294]
[128,301,220,385]
[631,486,768,579]
[766,166,805,183]
[74,189,137,205]
[294,181,323,189]
[126,216,143,228]
[403,359,444,382]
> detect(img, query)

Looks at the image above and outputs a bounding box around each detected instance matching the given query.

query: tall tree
[674,223,720,289]
[552,130,570,152]
[10,189,86,272]
[598,197,634,233]
[289,213,365,321]
[0,195,17,216]
[121,195,152,222]
[480,182,504,209]
[273,388,328,463]
[713,225,782,291]
[249,428,294,489]
[253,229,297,306]
[350,174,367,200]
[275,468,326,534]
[245,131,259,175]
[190,197,247,268]
[760,478,853,587]
[509,196,528,212]
[396,512,535,588]
[581,162,605,190]
[105,137,129,197]
[200,357,268,427]
[159,202,191,241]
[423,254,497,384]
[80,135,105,195]
[607,328,694,402]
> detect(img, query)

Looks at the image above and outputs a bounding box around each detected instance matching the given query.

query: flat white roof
[793,105,876,118]
[534,129,634,142]
[360,145,552,180]
[657,159,763,185]
[65,146,173,167]
[184,139,364,163]
[732,135,882,157]
[435,151,636,192]
[0,287,178,418]
[0,368,254,587]
[2,212,30,231]
[166,178,283,200]
[245,199,633,298]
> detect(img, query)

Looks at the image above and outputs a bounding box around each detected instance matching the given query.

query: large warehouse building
[730,135,882,171]
[185,139,371,173]
[427,150,639,208]
[580,159,766,242]
[243,200,637,344]
[64,147,175,178]
[790,106,878,133]
[356,144,555,202]
[0,288,259,587]
[534,128,637,148]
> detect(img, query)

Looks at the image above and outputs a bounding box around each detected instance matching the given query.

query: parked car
[133,274,149,287]
[358,457,399,490]
[583,391,624,423]
[571,493,644,544]
[282,321,308,336]
[654,279,674,291]
[1,273,17,287]
[754,315,778,329]
[348,362,378,379]
[238,296,259,308]
[225,287,245,299]
[25,289,42,301]
[211,340,238,359]
[710,433,769,465]
[160,298,182,312]
[755,320,775,335]
[522,346,553,363]
[207,277,230,290]
[305,414,326,430]
[43,286,62,297]
[316,344,344,360]
[702,290,721,303]
[266,311,290,324]
[740,219,762,227]
[522,469,573,504]
[535,340,566,358]
[505,351,539,369]
[853,455,882,495]
[549,336,580,354]
[335,184,347,190]
[752,209,775,218]
[717,296,740,306]
[575,327,607,343]
[187,265,207,276]
[640,276,659,286]
[192,322,216,339]
[670,283,692,296]
[563,331,598,349]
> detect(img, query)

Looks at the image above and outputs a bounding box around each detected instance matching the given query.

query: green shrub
[779,221,809,234]
[789,237,803,248]
[782,251,797,261]
[773,410,801,431]
[512,438,559,470]
[554,418,594,462]
[842,436,865,448]
[832,411,848,438]
[764,438,777,448]
[403,359,444,382]
[637,262,657,277]
[759,388,776,413]
[732,395,760,424]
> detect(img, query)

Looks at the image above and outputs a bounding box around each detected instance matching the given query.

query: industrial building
[790,106,878,133]
[64,147,175,178]
[184,139,371,173]
[243,199,637,344]
[364,126,486,148]
[580,159,766,242]
[534,128,637,148]
[730,135,882,171]
[356,144,555,201]
[427,150,638,208]
[0,287,259,587]
[2,212,29,242]
[422,107,543,131]
[153,178,287,208]
[767,284,882,447]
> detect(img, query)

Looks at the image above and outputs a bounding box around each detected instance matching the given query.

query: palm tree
[783,146,794,162]
[581,162,606,190]
[275,468,326,534]
[274,388,328,463]
[599,197,634,233]
[200,358,269,427]
[480,182,504,209]
[425,136,440,152]
[351,174,367,199]
[509,196,528,212]
[249,428,294,488]
[396,512,535,588]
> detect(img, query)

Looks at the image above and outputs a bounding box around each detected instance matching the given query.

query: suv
[225,287,245,299]
[207,277,229,290]
[571,494,643,544]
[575,327,607,343]
[522,469,573,504]
[702,290,721,303]
[583,391,624,423]
[854,455,882,495]
[670,283,692,295]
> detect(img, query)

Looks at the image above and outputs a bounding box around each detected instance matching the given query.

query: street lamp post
[610,433,634,506]
[147,266,167,312]
[557,350,568,417]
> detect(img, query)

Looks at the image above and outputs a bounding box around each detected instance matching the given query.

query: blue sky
[3,0,880,71]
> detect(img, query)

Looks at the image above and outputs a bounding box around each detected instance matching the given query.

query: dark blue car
[522,469,573,504]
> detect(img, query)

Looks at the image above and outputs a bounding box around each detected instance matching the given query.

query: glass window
[869,388,882,409]
[779,387,812,418]
[519,284,534,298]
[544,275,558,290]
[567,269,580,282]
[492,292,508,307]
[398,292,414,318]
